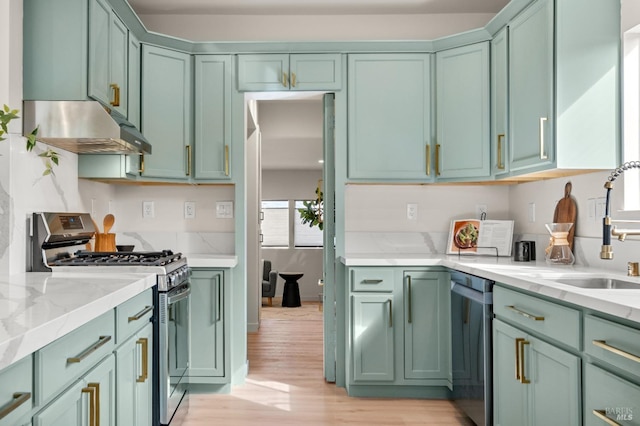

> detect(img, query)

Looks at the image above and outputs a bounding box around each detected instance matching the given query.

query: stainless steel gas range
[29,212,190,426]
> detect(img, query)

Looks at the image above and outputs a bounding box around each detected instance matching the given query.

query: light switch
[216,201,233,219]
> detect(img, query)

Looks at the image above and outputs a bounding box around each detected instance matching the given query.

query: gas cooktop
[51,250,183,267]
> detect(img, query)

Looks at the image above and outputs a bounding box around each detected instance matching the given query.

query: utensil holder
[94,233,116,252]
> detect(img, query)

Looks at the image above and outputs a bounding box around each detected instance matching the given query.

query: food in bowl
[454,223,478,249]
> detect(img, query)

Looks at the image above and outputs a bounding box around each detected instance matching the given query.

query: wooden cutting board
[553,181,577,250]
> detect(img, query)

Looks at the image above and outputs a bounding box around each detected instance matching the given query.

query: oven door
[159,282,190,425]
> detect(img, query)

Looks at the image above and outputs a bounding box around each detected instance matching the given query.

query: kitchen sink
[554,277,640,289]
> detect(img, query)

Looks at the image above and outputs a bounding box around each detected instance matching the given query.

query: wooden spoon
[103,214,115,234]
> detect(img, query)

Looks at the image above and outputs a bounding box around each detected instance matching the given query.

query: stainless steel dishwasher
[450,270,494,426]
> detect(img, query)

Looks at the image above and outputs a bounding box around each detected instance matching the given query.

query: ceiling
[128,0,510,15]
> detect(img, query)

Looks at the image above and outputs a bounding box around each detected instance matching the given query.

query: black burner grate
[52,249,182,267]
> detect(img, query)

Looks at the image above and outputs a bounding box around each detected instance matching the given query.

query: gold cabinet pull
[282,72,288,87]
[426,144,431,176]
[592,409,621,426]
[361,279,383,284]
[128,305,153,322]
[592,340,640,363]
[539,117,548,160]
[186,145,192,176]
[138,154,145,174]
[518,339,531,384]
[515,337,523,381]
[88,383,100,426]
[497,134,505,169]
[507,305,545,321]
[67,335,112,363]
[387,299,393,328]
[224,145,229,176]
[407,276,412,324]
[291,72,297,87]
[435,144,441,176]
[110,83,120,107]
[0,392,31,420]
[82,385,97,426]
[137,338,149,383]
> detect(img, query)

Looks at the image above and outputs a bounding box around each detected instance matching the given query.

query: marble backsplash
[114,231,235,256]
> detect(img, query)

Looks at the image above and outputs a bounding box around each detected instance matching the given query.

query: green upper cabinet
[88,0,129,117]
[128,33,141,129]
[347,54,432,181]
[491,28,509,177]
[508,0,620,176]
[194,56,233,180]
[435,42,490,180]
[237,53,342,91]
[141,44,193,180]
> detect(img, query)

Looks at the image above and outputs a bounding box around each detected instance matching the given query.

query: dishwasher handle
[451,282,492,305]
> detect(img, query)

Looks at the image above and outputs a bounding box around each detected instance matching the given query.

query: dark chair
[262,260,278,306]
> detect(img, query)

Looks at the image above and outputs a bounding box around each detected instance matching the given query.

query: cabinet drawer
[494,285,580,350]
[35,309,115,405]
[116,288,153,344]
[584,315,640,381]
[351,268,394,292]
[584,363,640,426]
[0,355,32,426]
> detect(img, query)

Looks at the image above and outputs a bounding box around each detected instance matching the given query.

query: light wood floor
[181,301,473,425]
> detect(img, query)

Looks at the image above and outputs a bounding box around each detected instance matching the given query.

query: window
[294,200,323,248]
[623,27,640,210]
[261,200,289,247]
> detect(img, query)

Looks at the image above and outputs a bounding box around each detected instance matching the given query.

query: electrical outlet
[142,201,155,219]
[184,201,196,219]
[476,204,488,219]
[407,203,418,220]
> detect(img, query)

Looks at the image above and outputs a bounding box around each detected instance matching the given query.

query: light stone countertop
[0,271,156,371]
[341,254,640,324]
[184,254,238,268]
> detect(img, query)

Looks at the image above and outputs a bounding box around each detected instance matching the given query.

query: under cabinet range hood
[22,101,152,155]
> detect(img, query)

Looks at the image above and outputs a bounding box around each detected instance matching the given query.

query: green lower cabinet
[33,354,116,426]
[188,269,227,384]
[493,319,581,426]
[351,293,395,382]
[584,363,640,426]
[115,323,153,426]
[403,271,450,383]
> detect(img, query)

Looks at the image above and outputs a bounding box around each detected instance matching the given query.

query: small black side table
[279,272,303,308]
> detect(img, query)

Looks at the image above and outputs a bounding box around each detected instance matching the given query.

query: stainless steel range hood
[22,101,152,155]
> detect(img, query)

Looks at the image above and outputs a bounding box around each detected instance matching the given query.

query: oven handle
[451,282,491,305]
[168,285,191,305]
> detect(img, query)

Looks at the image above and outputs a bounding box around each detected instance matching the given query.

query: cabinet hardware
[507,305,545,321]
[67,335,112,363]
[407,276,412,324]
[110,83,120,107]
[0,392,31,420]
[137,338,149,383]
[518,339,531,384]
[128,305,153,322]
[186,145,192,176]
[497,134,505,169]
[88,382,100,426]
[435,144,441,176]
[463,298,470,325]
[139,154,145,174]
[515,337,523,381]
[592,409,621,426]
[282,72,288,88]
[539,117,548,160]
[387,299,393,328]
[362,279,383,284]
[425,144,431,176]
[224,145,230,176]
[217,277,222,322]
[592,340,640,363]
[291,72,297,87]
[82,385,97,426]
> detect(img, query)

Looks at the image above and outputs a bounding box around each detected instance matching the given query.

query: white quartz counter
[0,271,156,371]
[341,254,640,324]
[184,254,238,268]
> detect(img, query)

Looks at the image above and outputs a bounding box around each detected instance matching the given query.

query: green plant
[0,104,59,175]
[298,185,324,230]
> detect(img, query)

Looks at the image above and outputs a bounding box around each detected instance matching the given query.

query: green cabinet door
[88,0,128,117]
[194,56,232,180]
[289,54,342,91]
[189,269,225,378]
[347,54,432,181]
[508,0,554,173]
[33,355,116,426]
[351,293,395,382]
[128,33,141,129]
[141,44,192,179]
[493,320,528,426]
[435,42,490,180]
[491,28,509,176]
[115,323,153,426]
[584,363,640,426]
[237,54,289,91]
[403,270,450,382]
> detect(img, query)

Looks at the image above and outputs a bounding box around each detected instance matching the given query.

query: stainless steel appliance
[450,270,494,426]
[29,212,190,426]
